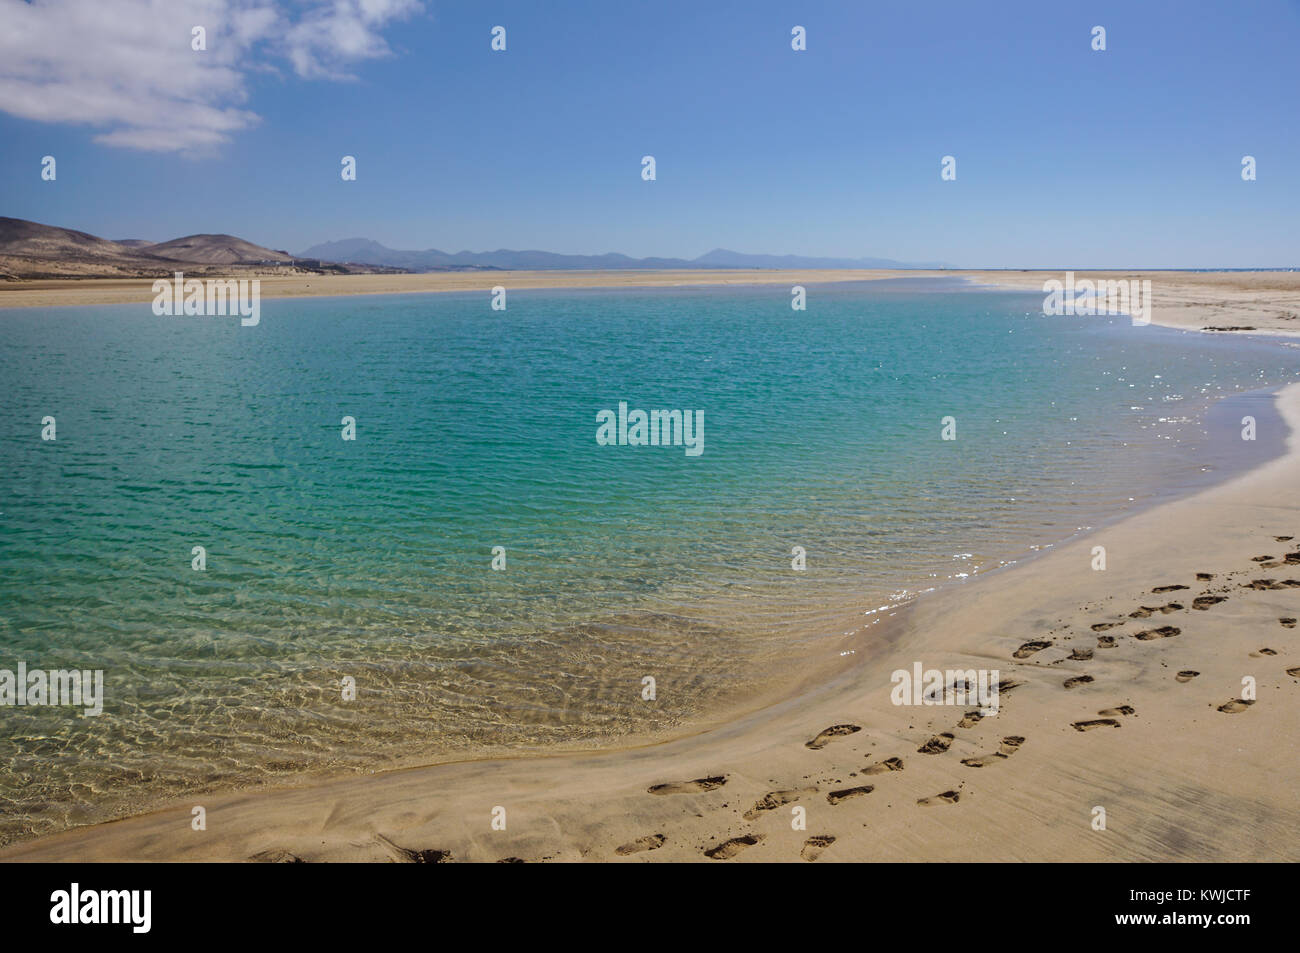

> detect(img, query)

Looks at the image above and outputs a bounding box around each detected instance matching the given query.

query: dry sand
[963,269,1300,337]
[0,269,912,309]
[3,269,1298,862]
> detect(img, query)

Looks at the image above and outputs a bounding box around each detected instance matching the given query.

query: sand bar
[4,269,1300,339]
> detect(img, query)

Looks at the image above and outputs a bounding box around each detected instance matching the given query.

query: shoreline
[3,269,1300,339]
[6,377,1299,862]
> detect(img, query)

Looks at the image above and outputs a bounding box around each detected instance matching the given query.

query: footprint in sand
[1197,572,1215,581]
[1252,555,1275,563]
[1286,667,1300,677]
[1217,699,1255,714]
[1153,585,1189,593]
[826,785,874,805]
[1275,536,1294,542]
[1250,648,1278,658]
[997,735,1025,754]
[1134,626,1180,641]
[648,776,728,795]
[1280,618,1297,628]
[1098,705,1135,716]
[249,849,305,863]
[1091,622,1123,631]
[406,849,454,864]
[1286,552,1300,564]
[1013,640,1052,659]
[703,834,763,860]
[917,732,955,754]
[1071,718,1121,731]
[1097,635,1118,649]
[615,834,666,856]
[1175,670,1200,683]
[1130,604,1182,618]
[1063,675,1094,689]
[917,790,961,806]
[800,835,836,862]
[743,788,818,819]
[1245,579,1300,590]
[863,757,905,775]
[805,724,861,750]
[1193,595,1227,610]
[1069,647,1095,661]
[957,710,984,728]
[375,834,453,864]
[961,735,1025,767]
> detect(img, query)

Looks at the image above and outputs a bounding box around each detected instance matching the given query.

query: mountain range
[0,216,948,280]
[296,237,949,272]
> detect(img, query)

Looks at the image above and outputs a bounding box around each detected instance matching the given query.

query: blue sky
[1,0,1297,267]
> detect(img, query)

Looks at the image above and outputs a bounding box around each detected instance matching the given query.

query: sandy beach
[3,0,1296,911]
[5,368,1298,862]
[0,269,912,309]
[962,269,1300,337]
[4,269,1299,341]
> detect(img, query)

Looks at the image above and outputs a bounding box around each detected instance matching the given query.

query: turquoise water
[2,279,1299,842]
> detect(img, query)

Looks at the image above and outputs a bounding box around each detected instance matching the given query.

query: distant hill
[146,234,293,265]
[0,218,397,279]
[298,238,948,272]
[0,217,148,264]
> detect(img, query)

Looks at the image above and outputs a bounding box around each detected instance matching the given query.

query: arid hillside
[0,218,401,279]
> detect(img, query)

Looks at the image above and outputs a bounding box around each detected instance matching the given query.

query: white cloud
[285,0,422,79]
[0,0,421,154]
